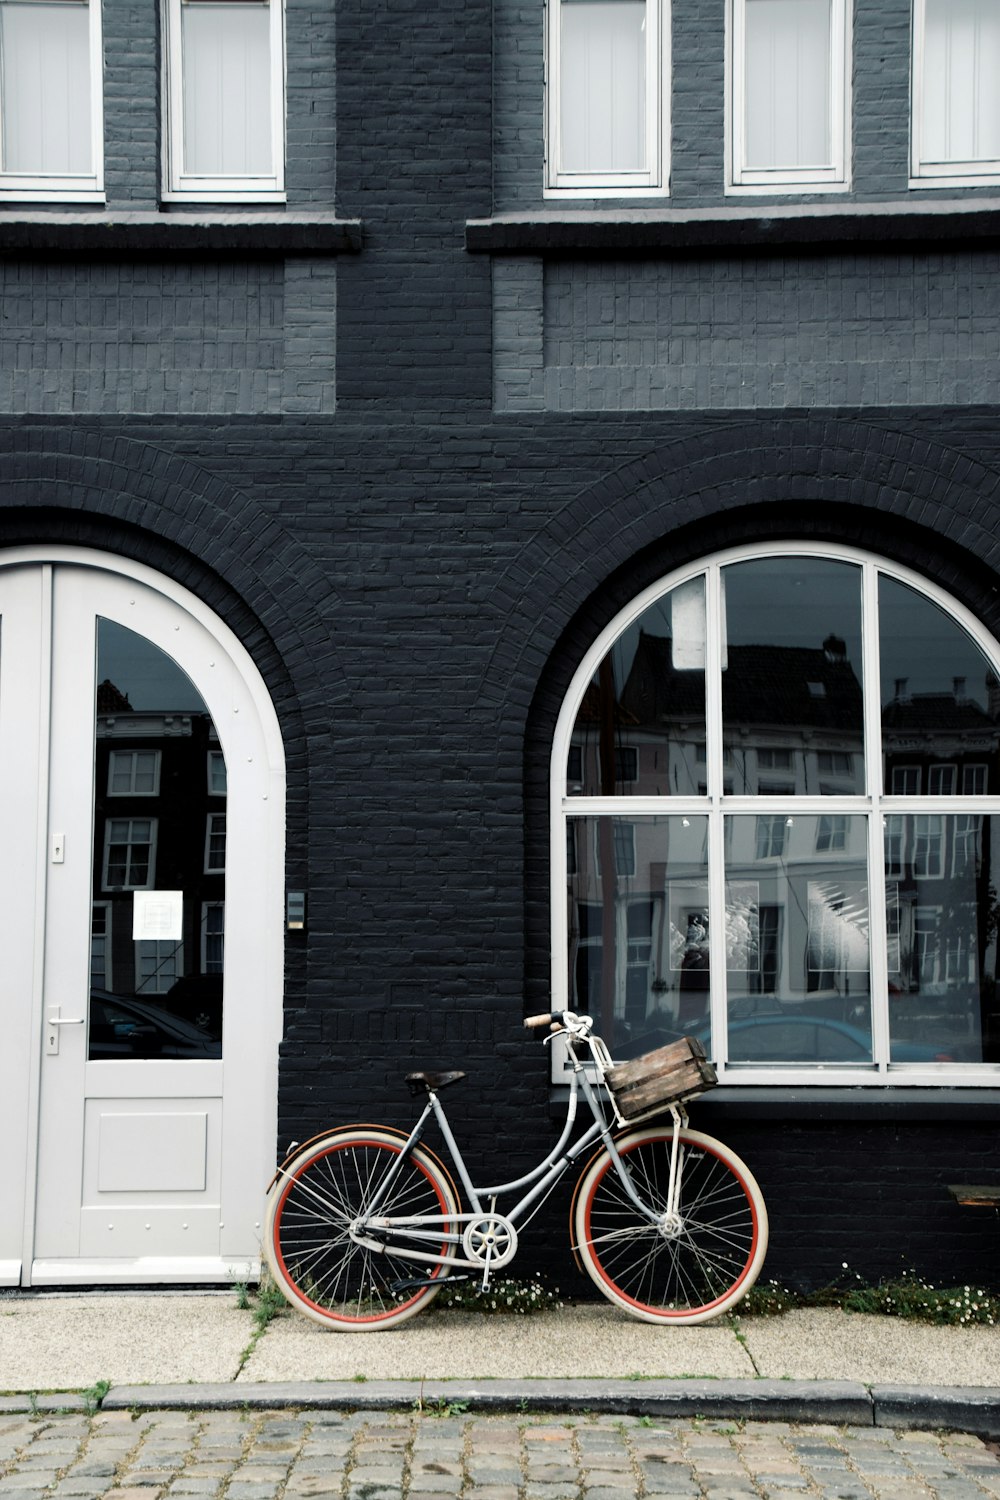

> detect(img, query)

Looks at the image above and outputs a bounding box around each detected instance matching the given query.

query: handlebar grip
[524,1012,557,1030]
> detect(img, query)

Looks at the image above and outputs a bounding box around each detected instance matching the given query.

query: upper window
[729,0,850,192]
[164,0,285,200]
[553,545,1000,1086]
[0,0,103,200]
[108,749,161,797]
[545,0,669,196]
[911,0,1000,186]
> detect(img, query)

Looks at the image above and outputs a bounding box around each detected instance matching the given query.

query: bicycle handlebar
[524,1012,557,1029]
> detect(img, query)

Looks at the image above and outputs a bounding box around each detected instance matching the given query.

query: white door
[1,550,284,1286]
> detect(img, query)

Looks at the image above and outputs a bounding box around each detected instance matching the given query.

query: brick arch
[0,428,348,724]
[476,415,1000,721]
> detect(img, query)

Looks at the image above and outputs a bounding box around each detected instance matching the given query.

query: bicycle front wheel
[264,1127,460,1330]
[573,1126,767,1324]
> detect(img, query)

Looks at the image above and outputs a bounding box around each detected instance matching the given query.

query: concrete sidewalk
[1,1293,999,1437]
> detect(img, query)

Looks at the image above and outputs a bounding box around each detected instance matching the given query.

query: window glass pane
[181,0,272,176]
[568,578,706,796]
[721,557,864,792]
[725,813,872,1064]
[567,815,709,1057]
[885,814,999,1063]
[744,0,831,170]
[90,620,224,1060]
[922,0,1000,165]
[0,0,92,175]
[880,576,999,796]
[560,0,647,173]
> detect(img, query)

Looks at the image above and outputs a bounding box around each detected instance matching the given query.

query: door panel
[2,553,283,1286]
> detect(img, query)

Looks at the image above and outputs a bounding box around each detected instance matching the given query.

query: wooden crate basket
[604,1036,717,1122]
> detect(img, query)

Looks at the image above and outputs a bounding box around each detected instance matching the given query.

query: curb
[2,1380,996,1435]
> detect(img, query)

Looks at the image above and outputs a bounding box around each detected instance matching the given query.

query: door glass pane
[725,814,872,1064]
[880,576,999,796]
[88,620,224,1060]
[568,577,707,796]
[181,0,272,176]
[744,0,831,170]
[884,813,999,1063]
[560,0,647,173]
[721,557,864,793]
[0,0,92,175]
[567,814,709,1057]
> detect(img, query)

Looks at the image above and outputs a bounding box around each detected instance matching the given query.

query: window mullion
[705,563,729,1070]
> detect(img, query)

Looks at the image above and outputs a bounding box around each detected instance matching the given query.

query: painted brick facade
[5,0,1000,1296]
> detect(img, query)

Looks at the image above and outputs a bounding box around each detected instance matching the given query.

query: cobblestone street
[1,1409,999,1500]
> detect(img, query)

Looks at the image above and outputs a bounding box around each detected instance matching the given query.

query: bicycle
[263,1009,768,1330]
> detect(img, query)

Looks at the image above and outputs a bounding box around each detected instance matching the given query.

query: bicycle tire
[572,1126,767,1324]
[264,1126,460,1330]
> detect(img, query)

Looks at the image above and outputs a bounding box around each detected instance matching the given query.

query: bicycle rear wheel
[264,1127,460,1330]
[573,1126,767,1324]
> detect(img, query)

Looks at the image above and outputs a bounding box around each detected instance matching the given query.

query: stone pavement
[2,1407,1000,1500]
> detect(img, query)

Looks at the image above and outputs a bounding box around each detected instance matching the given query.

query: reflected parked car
[89,990,221,1059]
[710,1013,955,1064]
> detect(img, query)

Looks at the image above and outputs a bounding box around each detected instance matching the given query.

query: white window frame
[108,748,162,797]
[928,763,957,796]
[135,938,183,994]
[727,0,851,194]
[204,810,226,873]
[0,0,104,202]
[544,0,670,198]
[911,0,1000,188]
[550,541,1000,1088]
[201,899,225,974]
[964,763,989,795]
[162,0,286,202]
[102,817,157,891]
[207,748,227,796]
[90,901,112,989]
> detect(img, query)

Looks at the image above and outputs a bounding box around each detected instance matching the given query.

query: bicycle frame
[347,1024,684,1286]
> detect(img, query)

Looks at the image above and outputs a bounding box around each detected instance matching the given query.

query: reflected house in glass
[566,592,1000,1070]
[90,670,225,1057]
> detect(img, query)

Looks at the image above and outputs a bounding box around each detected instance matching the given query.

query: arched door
[1,551,285,1285]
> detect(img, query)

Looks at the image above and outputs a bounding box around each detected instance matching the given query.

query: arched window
[551,544,1000,1084]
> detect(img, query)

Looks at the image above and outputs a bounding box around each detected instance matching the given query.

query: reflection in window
[567,578,706,798]
[205,812,227,873]
[557,549,1000,1078]
[722,557,864,790]
[726,814,871,1063]
[567,816,709,1056]
[89,620,225,1060]
[103,818,156,889]
[755,815,787,859]
[109,749,161,796]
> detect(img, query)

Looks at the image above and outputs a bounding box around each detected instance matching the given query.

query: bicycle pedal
[389,1274,474,1293]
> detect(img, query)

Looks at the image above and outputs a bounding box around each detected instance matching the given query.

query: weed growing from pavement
[741,1265,1000,1326]
[437,1275,562,1315]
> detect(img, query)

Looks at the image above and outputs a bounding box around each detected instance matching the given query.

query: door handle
[45,1008,85,1056]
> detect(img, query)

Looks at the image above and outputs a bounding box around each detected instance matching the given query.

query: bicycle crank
[462,1212,518,1268]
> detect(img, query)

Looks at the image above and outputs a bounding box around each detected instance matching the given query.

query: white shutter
[743,0,831,170]
[0,0,92,175]
[559,0,647,174]
[921,0,1000,166]
[180,0,272,177]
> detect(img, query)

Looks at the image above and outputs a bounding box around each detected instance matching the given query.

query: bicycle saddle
[405,1070,466,1096]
